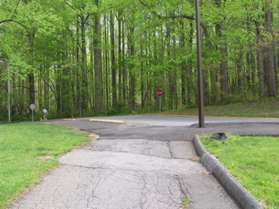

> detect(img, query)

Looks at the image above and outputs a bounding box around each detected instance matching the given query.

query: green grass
[163,99,279,118]
[182,196,190,209]
[0,123,89,209]
[202,136,279,209]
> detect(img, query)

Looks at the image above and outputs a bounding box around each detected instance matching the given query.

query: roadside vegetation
[202,136,279,209]
[0,123,88,209]
[182,196,190,209]
[163,99,279,118]
[0,0,279,120]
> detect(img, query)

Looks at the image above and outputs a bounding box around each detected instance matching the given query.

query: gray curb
[190,121,279,128]
[193,135,263,209]
[89,119,126,124]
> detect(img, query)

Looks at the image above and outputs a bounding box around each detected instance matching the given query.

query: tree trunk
[128,21,136,112]
[93,0,103,113]
[104,15,110,112]
[121,17,126,105]
[263,0,276,97]
[75,17,82,115]
[256,21,265,97]
[28,32,35,105]
[187,22,194,105]
[110,12,117,108]
[80,15,88,112]
[180,20,186,106]
[215,0,229,98]
[118,12,123,106]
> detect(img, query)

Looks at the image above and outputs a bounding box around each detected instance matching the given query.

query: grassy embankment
[202,136,279,209]
[164,99,279,118]
[0,123,88,209]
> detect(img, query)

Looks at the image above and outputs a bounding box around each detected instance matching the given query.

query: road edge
[89,119,126,124]
[192,135,263,209]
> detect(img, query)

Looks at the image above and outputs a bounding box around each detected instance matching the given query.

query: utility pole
[195,0,205,128]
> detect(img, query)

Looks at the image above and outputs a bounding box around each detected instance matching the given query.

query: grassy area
[163,99,279,118]
[202,136,279,209]
[182,196,190,209]
[0,123,88,209]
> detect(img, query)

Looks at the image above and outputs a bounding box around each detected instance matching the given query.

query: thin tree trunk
[104,15,110,112]
[80,15,88,112]
[118,12,123,106]
[215,0,229,98]
[180,20,186,106]
[75,17,82,115]
[263,0,276,97]
[93,0,103,113]
[121,17,126,105]
[28,31,35,105]
[128,20,136,112]
[110,12,117,108]
[187,22,194,105]
[256,21,265,97]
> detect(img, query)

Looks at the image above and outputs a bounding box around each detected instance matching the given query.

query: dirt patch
[38,155,54,162]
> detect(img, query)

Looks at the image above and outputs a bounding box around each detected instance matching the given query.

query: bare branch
[11,0,22,18]
[0,19,28,30]
[138,0,194,21]
[64,0,76,11]
[138,0,209,37]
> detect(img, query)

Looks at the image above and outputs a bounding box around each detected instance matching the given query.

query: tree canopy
[0,0,278,120]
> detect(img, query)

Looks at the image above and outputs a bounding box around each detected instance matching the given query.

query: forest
[0,0,278,120]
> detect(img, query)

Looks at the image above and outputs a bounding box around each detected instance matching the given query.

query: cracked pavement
[12,115,276,209]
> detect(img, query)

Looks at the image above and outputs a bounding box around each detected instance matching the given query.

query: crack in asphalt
[167,141,174,158]
[10,118,242,209]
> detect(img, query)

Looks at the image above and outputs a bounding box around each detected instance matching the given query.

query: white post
[29,104,36,122]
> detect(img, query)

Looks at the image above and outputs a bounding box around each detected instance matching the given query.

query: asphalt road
[11,115,279,209]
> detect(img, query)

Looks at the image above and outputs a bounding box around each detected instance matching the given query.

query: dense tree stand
[0,0,278,120]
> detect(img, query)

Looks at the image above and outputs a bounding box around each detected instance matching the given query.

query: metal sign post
[156,87,164,112]
[195,0,205,128]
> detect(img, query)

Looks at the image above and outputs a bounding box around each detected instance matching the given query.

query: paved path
[12,115,279,209]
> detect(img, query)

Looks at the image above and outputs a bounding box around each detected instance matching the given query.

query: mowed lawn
[0,123,88,209]
[202,136,279,209]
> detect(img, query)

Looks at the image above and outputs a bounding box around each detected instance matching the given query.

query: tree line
[0,0,278,120]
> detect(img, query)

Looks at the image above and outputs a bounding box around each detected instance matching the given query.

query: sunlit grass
[182,196,190,209]
[163,99,279,118]
[202,136,279,209]
[0,123,88,209]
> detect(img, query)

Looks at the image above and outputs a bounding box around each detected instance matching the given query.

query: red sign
[156,88,164,97]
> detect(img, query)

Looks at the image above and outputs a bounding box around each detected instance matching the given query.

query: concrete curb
[89,119,126,124]
[193,135,263,209]
[190,121,279,128]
